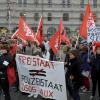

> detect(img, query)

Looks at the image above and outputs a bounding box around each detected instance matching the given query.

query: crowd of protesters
[0,34,100,100]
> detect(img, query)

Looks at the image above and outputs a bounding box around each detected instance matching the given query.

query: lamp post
[7,0,11,34]
[42,0,44,17]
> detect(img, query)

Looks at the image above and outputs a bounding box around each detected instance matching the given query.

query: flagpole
[36,16,42,36]
[75,34,80,48]
[60,45,62,61]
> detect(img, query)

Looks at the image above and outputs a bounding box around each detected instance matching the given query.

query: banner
[88,27,100,42]
[16,54,67,100]
[87,11,97,42]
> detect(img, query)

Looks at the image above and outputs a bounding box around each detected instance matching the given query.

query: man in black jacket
[0,42,11,100]
[90,42,100,100]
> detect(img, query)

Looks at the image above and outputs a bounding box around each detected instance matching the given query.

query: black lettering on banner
[40,79,45,87]
[36,78,40,85]
[22,75,25,81]
[29,69,46,77]
[59,84,63,92]
[48,82,53,89]
[32,78,36,85]
[44,79,48,87]
[53,84,59,91]
[21,75,29,83]
[21,75,63,92]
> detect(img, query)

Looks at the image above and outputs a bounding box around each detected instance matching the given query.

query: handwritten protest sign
[16,54,67,100]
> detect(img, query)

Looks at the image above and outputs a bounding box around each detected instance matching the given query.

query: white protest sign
[16,54,67,100]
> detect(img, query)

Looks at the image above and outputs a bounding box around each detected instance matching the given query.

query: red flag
[50,19,71,54]
[58,19,71,46]
[58,19,65,44]
[36,16,44,45]
[61,33,71,47]
[9,43,17,57]
[79,4,91,39]
[49,32,60,54]
[19,16,35,41]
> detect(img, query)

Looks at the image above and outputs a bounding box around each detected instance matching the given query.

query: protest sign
[16,54,67,100]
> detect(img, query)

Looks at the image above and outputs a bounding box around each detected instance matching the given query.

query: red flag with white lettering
[19,16,35,41]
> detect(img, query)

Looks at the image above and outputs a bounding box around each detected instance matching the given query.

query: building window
[48,0,52,7]
[18,0,22,7]
[20,12,26,20]
[23,0,27,7]
[93,12,97,22]
[80,13,84,21]
[93,0,97,8]
[80,0,84,8]
[62,0,66,8]
[48,13,52,21]
[34,0,39,7]
[34,13,39,21]
[18,0,27,7]
[63,13,69,21]
[65,27,70,34]
[67,0,71,7]
[47,27,57,36]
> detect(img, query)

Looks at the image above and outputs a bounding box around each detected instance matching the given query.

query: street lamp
[7,0,11,34]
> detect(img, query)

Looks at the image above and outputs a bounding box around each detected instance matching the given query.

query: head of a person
[81,46,88,53]
[7,39,16,48]
[41,44,46,53]
[69,49,79,60]
[31,41,38,48]
[44,36,48,42]
[27,41,31,47]
[60,42,66,49]
[0,42,9,54]
[93,42,100,55]
[79,40,88,50]
[96,47,100,55]
[69,49,81,64]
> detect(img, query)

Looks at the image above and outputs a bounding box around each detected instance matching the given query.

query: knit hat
[94,42,100,49]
